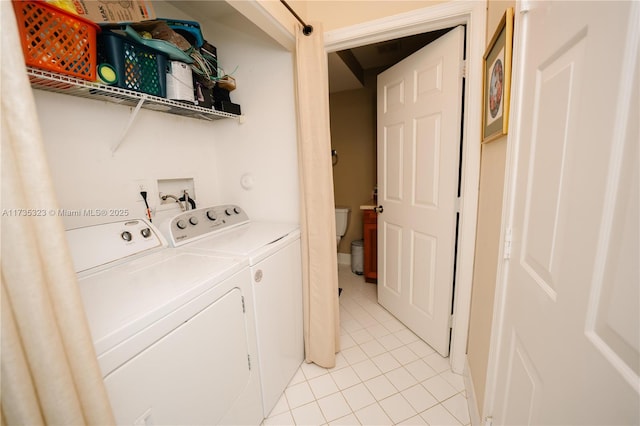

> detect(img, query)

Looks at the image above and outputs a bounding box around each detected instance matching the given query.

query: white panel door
[491,2,639,424]
[377,26,464,356]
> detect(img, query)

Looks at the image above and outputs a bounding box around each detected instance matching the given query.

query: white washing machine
[160,205,304,417]
[66,219,263,425]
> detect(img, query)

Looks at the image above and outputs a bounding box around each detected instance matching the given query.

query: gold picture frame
[482,7,514,143]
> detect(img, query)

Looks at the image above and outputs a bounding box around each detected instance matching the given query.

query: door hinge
[460,60,467,78]
[454,197,462,213]
[503,228,513,260]
[248,354,252,370]
[448,314,454,328]
[241,296,246,313]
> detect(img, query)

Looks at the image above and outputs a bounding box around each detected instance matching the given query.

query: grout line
[266,265,469,425]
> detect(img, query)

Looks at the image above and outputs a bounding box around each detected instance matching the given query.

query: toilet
[335,207,351,248]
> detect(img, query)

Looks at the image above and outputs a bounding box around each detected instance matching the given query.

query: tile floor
[263,264,471,426]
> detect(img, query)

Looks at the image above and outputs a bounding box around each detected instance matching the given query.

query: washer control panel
[164,204,249,246]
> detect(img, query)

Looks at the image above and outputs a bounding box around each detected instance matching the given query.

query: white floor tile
[406,340,435,358]
[404,359,438,382]
[382,318,406,333]
[364,375,397,400]
[371,352,402,373]
[330,366,362,390]
[396,414,428,425]
[274,264,471,426]
[308,373,340,399]
[365,304,394,323]
[384,367,419,392]
[264,410,296,425]
[355,312,379,328]
[401,384,439,413]
[342,345,368,365]
[291,401,326,426]
[394,328,420,345]
[355,402,393,425]
[329,413,360,425]
[366,323,392,339]
[351,328,375,345]
[360,339,387,358]
[331,352,350,371]
[317,392,353,422]
[342,383,376,411]
[422,374,458,402]
[424,352,451,373]
[347,306,367,318]
[352,359,382,382]
[340,333,357,350]
[285,381,315,409]
[379,393,418,424]
[441,392,471,424]
[420,404,463,426]
[389,346,419,366]
[342,318,364,333]
[289,368,307,386]
[377,333,404,351]
[267,393,290,417]
[340,309,355,321]
[301,360,329,380]
[439,369,466,392]
[340,298,359,310]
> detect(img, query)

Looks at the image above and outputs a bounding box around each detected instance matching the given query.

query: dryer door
[104,286,260,425]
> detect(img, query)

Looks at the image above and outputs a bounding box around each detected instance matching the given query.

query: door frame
[481,2,525,418]
[325,1,486,374]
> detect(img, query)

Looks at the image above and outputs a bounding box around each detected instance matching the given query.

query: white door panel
[492,2,639,424]
[377,26,464,356]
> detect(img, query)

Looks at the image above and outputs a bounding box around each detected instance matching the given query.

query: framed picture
[482,7,514,143]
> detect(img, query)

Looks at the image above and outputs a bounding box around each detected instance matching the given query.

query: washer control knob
[140,228,151,238]
[225,208,233,216]
[206,211,217,221]
[121,231,132,241]
[189,217,199,226]
[233,207,241,214]
[176,219,187,230]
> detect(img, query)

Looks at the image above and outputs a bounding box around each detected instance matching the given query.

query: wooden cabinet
[363,209,378,283]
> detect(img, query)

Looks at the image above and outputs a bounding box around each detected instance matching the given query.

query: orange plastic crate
[12,0,100,81]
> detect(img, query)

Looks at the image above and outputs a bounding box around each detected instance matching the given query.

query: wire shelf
[26,67,240,121]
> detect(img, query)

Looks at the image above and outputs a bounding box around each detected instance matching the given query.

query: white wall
[34,1,299,230]
[192,7,300,223]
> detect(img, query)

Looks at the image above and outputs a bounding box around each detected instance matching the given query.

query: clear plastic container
[351,240,364,275]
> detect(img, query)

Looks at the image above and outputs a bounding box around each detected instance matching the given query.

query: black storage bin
[212,83,241,115]
[98,30,168,98]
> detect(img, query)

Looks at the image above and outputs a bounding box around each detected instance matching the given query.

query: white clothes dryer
[66,219,262,425]
[160,205,304,417]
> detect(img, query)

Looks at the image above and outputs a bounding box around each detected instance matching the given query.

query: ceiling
[171,2,453,95]
[328,27,453,93]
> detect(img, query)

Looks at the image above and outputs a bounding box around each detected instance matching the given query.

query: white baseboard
[464,357,482,426]
[337,253,351,265]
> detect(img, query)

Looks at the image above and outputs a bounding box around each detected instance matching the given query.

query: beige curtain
[295,23,341,368]
[1,3,115,424]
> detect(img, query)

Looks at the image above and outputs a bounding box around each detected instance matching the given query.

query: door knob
[374,205,384,213]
